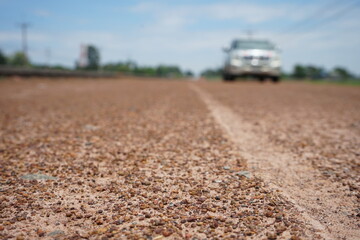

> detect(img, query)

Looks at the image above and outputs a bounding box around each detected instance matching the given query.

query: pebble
[84,124,99,130]
[235,171,251,178]
[153,235,164,240]
[162,229,173,237]
[47,230,65,237]
[21,174,57,180]
[36,229,46,237]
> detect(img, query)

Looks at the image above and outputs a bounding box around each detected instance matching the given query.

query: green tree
[200,68,222,78]
[184,70,194,77]
[305,65,324,79]
[10,52,30,66]
[102,61,188,78]
[292,64,306,79]
[103,62,131,72]
[86,45,100,70]
[156,65,182,77]
[133,66,157,76]
[333,67,353,79]
[0,49,7,65]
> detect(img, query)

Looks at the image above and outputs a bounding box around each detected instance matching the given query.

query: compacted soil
[0,78,359,240]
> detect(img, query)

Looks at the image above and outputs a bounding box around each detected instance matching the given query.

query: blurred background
[0,0,359,81]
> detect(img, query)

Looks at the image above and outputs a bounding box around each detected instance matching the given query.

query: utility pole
[18,22,30,57]
[45,48,51,66]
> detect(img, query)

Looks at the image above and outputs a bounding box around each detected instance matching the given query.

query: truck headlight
[271,60,281,68]
[230,57,242,66]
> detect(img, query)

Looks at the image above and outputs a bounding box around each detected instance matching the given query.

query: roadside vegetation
[285,64,360,85]
[0,47,194,79]
[200,63,360,84]
[200,67,223,80]
[102,61,194,78]
[1,46,358,83]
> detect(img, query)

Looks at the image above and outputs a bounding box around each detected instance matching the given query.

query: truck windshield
[233,40,274,50]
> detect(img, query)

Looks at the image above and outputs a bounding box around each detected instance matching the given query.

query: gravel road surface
[0,78,359,240]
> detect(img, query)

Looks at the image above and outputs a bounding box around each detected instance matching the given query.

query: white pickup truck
[223,39,281,82]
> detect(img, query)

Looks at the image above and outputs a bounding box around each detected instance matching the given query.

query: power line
[280,0,360,34]
[280,0,341,33]
[305,0,360,31]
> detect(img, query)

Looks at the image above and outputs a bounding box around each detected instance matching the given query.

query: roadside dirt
[196,81,360,240]
[0,78,358,239]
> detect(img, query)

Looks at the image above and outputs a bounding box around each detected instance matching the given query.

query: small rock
[235,171,251,178]
[84,124,99,130]
[153,235,164,240]
[275,214,283,222]
[267,232,277,240]
[21,174,57,180]
[265,211,273,218]
[47,230,65,237]
[113,220,123,225]
[223,166,230,170]
[36,229,46,237]
[162,229,173,237]
[210,221,219,228]
[95,227,108,234]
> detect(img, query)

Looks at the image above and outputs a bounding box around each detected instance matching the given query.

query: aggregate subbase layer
[0,78,358,239]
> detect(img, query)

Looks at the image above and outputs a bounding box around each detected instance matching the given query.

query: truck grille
[243,56,270,66]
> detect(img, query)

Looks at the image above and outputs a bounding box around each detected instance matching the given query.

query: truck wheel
[271,77,280,83]
[223,74,235,82]
[258,77,266,82]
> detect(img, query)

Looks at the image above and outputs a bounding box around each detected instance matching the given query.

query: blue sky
[1,0,360,75]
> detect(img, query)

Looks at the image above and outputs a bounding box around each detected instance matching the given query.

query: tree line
[1,46,357,81]
[0,50,31,67]
[200,68,223,79]
[0,49,71,70]
[200,65,358,81]
[102,61,193,78]
[290,64,355,80]
[0,46,194,78]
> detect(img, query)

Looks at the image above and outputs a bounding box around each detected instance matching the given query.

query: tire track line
[190,83,336,240]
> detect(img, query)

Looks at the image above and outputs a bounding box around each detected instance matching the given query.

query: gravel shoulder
[197,81,360,240]
[1,78,314,239]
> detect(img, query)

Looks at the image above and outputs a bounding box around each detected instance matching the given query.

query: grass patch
[203,76,222,82]
[284,78,360,86]
[310,79,360,86]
